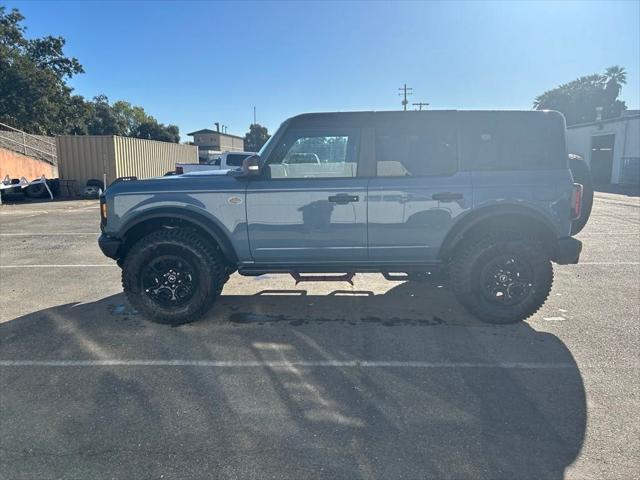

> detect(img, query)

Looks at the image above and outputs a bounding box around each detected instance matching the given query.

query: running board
[290,272,355,285]
[381,272,411,281]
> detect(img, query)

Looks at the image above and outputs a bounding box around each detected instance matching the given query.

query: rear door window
[375,124,457,177]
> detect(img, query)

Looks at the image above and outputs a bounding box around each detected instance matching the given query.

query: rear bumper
[553,236,582,265]
[98,234,122,260]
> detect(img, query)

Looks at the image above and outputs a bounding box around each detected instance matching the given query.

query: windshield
[258,119,289,159]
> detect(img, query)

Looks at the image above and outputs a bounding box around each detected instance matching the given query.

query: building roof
[187,129,245,140]
[187,129,217,135]
[567,113,640,129]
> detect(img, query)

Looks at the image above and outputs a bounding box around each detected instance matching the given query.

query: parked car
[98,110,590,325]
[175,151,256,174]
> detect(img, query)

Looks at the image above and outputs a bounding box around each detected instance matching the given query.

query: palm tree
[602,65,627,99]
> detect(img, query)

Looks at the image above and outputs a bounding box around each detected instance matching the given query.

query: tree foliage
[244,123,270,152]
[84,95,180,142]
[0,7,179,142]
[534,66,627,125]
[0,7,83,134]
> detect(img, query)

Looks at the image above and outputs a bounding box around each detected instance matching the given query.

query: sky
[7,0,640,141]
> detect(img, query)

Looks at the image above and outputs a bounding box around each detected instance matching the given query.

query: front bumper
[553,236,582,265]
[98,234,122,260]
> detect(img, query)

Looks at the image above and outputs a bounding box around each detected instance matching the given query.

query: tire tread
[450,232,553,324]
[121,228,226,325]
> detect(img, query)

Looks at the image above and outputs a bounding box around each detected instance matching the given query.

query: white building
[566,111,639,186]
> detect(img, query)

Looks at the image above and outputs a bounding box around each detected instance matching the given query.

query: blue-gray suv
[98,111,589,325]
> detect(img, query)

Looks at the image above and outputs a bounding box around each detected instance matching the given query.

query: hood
[178,169,236,177]
[105,171,244,196]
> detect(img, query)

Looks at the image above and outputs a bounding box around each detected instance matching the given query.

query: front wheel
[122,228,226,325]
[449,234,553,324]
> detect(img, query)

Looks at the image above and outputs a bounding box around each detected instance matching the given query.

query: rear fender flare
[439,204,559,260]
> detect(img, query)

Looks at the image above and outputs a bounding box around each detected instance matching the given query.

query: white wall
[566,117,640,185]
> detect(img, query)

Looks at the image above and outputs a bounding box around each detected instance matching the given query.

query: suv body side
[100,110,575,270]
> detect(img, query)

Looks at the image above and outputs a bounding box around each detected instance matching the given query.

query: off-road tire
[450,233,553,324]
[122,228,226,325]
[86,178,105,190]
[569,155,594,235]
[23,182,48,198]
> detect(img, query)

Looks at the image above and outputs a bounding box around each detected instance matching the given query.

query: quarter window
[460,114,565,170]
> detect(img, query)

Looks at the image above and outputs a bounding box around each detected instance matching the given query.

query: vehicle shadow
[594,184,640,197]
[0,282,586,480]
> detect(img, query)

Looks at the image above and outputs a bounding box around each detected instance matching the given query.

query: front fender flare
[118,206,238,262]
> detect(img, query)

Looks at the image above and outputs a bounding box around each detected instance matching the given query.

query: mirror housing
[242,155,262,176]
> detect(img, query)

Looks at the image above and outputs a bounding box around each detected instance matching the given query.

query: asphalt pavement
[0,192,638,479]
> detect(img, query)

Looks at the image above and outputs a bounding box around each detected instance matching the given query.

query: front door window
[266,132,359,179]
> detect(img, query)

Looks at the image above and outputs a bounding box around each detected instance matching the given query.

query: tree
[0,7,180,142]
[133,120,180,143]
[602,66,627,107]
[244,123,270,152]
[85,95,127,135]
[533,66,627,125]
[0,7,84,134]
[84,95,180,142]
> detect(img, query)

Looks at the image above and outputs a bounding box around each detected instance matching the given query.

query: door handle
[328,194,359,204]
[432,192,463,202]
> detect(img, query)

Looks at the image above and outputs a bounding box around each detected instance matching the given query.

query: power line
[398,84,413,111]
[413,102,429,111]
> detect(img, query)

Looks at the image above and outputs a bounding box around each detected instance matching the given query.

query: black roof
[285,109,565,128]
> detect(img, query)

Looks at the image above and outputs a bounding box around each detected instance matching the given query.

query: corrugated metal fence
[56,135,197,187]
[114,136,197,179]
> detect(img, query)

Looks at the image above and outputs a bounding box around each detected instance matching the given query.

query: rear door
[246,127,367,263]
[367,115,472,261]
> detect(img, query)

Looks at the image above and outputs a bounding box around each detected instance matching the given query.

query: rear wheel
[450,234,553,324]
[122,228,226,325]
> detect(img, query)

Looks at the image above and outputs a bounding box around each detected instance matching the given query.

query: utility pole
[413,102,429,111]
[253,106,256,125]
[398,83,413,111]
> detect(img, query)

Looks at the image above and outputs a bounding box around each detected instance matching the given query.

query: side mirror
[242,155,261,176]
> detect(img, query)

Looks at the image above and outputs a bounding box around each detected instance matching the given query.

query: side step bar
[290,272,355,285]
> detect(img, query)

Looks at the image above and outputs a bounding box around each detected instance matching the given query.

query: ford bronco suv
[98,111,588,325]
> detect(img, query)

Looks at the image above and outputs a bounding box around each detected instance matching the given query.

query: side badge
[227,195,243,205]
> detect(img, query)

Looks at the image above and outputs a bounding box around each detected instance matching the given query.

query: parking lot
[0,192,638,479]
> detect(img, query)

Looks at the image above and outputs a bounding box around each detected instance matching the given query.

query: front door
[246,128,366,263]
[590,134,615,184]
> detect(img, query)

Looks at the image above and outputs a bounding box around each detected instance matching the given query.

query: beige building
[187,128,245,163]
[56,135,197,187]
